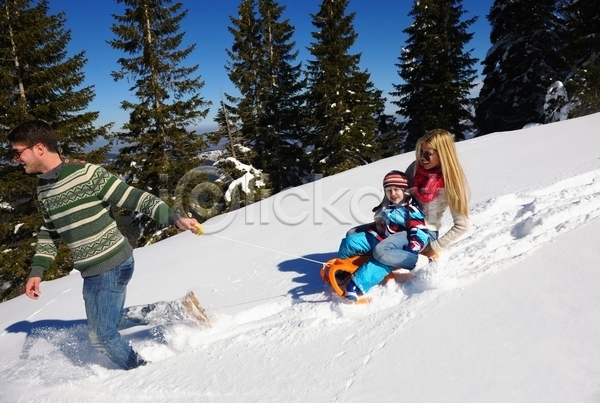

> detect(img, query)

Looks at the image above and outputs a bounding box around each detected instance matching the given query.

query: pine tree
[392,0,478,151]
[475,0,567,135]
[304,0,384,176]
[560,0,600,118]
[225,0,260,157]
[108,0,211,245]
[256,0,306,191]
[226,0,306,192]
[0,0,111,301]
[206,98,272,213]
[206,96,248,164]
[374,111,403,158]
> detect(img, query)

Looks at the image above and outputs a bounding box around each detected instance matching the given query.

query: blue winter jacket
[375,198,429,253]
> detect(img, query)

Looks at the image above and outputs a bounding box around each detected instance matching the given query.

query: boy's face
[385,186,406,204]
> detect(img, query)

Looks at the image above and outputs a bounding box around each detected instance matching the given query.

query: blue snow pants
[338,229,437,294]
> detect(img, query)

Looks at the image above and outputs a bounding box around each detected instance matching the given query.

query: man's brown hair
[8,120,59,153]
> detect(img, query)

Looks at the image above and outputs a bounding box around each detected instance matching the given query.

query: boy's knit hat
[383,170,408,189]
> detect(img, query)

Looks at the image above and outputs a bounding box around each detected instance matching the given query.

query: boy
[338,170,431,301]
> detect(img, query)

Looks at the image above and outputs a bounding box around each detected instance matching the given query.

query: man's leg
[83,256,146,370]
[119,299,186,328]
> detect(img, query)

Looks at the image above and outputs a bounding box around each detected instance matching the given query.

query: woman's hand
[420,245,439,261]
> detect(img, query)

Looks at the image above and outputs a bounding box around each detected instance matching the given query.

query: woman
[373,128,470,267]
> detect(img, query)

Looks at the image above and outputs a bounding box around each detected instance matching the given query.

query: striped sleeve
[90,165,180,225]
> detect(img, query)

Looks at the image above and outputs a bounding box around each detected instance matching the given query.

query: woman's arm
[429,209,469,253]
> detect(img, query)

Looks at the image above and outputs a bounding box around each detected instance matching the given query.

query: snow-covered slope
[1,113,600,403]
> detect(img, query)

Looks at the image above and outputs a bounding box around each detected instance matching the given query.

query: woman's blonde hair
[415,129,470,217]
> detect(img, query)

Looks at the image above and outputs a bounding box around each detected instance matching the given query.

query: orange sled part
[320,256,371,297]
[320,256,415,303]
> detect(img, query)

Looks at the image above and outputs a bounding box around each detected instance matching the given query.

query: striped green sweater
[31,162,180,279]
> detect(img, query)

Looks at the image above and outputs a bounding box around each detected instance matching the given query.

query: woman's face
[419,142,440,170]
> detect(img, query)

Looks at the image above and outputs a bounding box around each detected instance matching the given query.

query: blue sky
[48,0,493,133]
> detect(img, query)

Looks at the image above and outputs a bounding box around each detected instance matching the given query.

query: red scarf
[413,163,444,203]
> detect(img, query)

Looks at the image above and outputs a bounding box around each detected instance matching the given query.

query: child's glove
[402,242,421,255]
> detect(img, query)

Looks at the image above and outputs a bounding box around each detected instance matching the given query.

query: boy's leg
[338,232,379,259]
[351,258,395,294]
[83,256,146,370]
[345,223,374,237]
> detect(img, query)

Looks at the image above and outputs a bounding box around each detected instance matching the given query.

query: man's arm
[92,164,194,229]
[29,213,61,283]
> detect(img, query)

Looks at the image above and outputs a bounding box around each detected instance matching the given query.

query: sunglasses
[12,146,31,160]
[420,150,436,162]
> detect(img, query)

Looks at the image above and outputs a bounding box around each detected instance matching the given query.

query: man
[8,120,208,370]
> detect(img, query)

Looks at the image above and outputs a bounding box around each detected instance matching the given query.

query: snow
[224,171,254,202]
[1,113,600,402]
[221,157,265,202]
[13,223,24,234]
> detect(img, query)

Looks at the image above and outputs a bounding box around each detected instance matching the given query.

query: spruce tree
[226,0,306,192]
[392,0,478,151]
[108,0,211,245]
[375,111,403,159]
[225,0,260,158]
[256,0,306,191]
[0,0,111,301]
[206,96,248,164]
[304,0,384,176]
[475,0,567,135]
[560,0,600,118]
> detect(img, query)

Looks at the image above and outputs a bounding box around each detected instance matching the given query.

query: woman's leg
[372,232,419,269]
[353,231,439,292]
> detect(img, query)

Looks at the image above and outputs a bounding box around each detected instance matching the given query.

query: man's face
[11,142,44,174]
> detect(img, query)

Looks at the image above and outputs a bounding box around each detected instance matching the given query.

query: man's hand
[25,277,41,300]
[176,217,201,234]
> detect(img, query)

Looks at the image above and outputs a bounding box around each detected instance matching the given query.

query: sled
[320,256,416,303]
[320,256,371,303]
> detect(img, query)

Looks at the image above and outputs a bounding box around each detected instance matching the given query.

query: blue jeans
[349,230,438,293]
[82,255,146,370]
